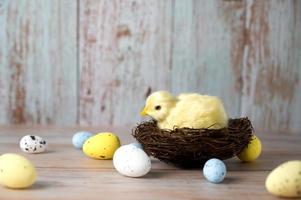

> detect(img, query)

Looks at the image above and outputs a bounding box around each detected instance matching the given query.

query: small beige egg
[0,153,36,189]
[265,160,301,198]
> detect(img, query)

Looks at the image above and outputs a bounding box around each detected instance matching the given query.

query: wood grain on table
[0,126,300,200]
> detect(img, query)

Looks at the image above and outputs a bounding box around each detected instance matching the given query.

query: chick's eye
[155,105,161,110]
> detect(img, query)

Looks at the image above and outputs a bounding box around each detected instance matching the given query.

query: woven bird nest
[132,118,253,168]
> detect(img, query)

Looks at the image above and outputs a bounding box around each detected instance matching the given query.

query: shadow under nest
[132,118,253,168]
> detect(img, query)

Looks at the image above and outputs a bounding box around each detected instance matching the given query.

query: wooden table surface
[0,125,300,200]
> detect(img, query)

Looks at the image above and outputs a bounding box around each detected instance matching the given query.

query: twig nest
[132,118,253,168]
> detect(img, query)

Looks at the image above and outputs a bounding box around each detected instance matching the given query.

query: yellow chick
[140,91,228,130]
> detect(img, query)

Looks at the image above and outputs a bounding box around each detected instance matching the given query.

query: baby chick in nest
[140,91,228,130]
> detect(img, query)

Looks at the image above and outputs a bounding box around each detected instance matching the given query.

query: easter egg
[237,135,261,162]
[20,135,47,154]
[0,153,36,189]
[72,131,93,149]
[113,145,151,177]
[83,132,120,159]
[203,158,227,183]
[129,142,143,149]
[265,160,301,198]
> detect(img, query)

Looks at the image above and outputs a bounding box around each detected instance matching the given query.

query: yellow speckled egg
[237,135,262,162]
[266,160,301,198]
[83,132,120,159]
[0,153,36,189]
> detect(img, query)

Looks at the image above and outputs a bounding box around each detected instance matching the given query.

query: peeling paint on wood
[171,0,246,118]
[0,0,77,125]
[0,0,301,133]
[79,0,173,126]
[241,0,301,132]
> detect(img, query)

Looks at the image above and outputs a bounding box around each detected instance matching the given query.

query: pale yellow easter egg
[237,135,262,162]
[266,160,301,198]
[0,153,36,189]
[83,132,121,159]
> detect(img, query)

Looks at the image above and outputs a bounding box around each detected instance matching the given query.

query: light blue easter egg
[72,131,93,149]
[203,158,227,183]
[129,142,143,149]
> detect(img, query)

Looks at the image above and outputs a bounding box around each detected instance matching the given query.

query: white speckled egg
[203,158,227,183]
[113,145,151,177]
[20,135,47,154]
[72,131,93,149]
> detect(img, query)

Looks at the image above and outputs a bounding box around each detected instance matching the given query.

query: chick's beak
[140,107,148,116]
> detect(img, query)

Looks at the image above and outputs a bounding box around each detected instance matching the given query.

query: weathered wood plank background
[0,0,300,133]
[0,0,77,125]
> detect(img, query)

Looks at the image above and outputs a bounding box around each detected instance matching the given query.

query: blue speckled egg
[129,142,143,149]
[72,131,93,149]
[203,158,227,183]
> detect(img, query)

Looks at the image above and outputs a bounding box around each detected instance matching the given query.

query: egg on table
[72,131,93,149]
[203,158,227,183]
[83,132,120,159]
[0,153,36,189]
[129,142,143,149]
[113,145,151,177]
[237,135,262,162]
[20,135,47,154]
[266,160,301,198]
[140,91,228,130]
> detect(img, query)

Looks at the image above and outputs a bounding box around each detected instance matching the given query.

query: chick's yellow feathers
[141,91,228,130]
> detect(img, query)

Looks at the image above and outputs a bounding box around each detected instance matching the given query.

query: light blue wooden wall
[0,0,300,133]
